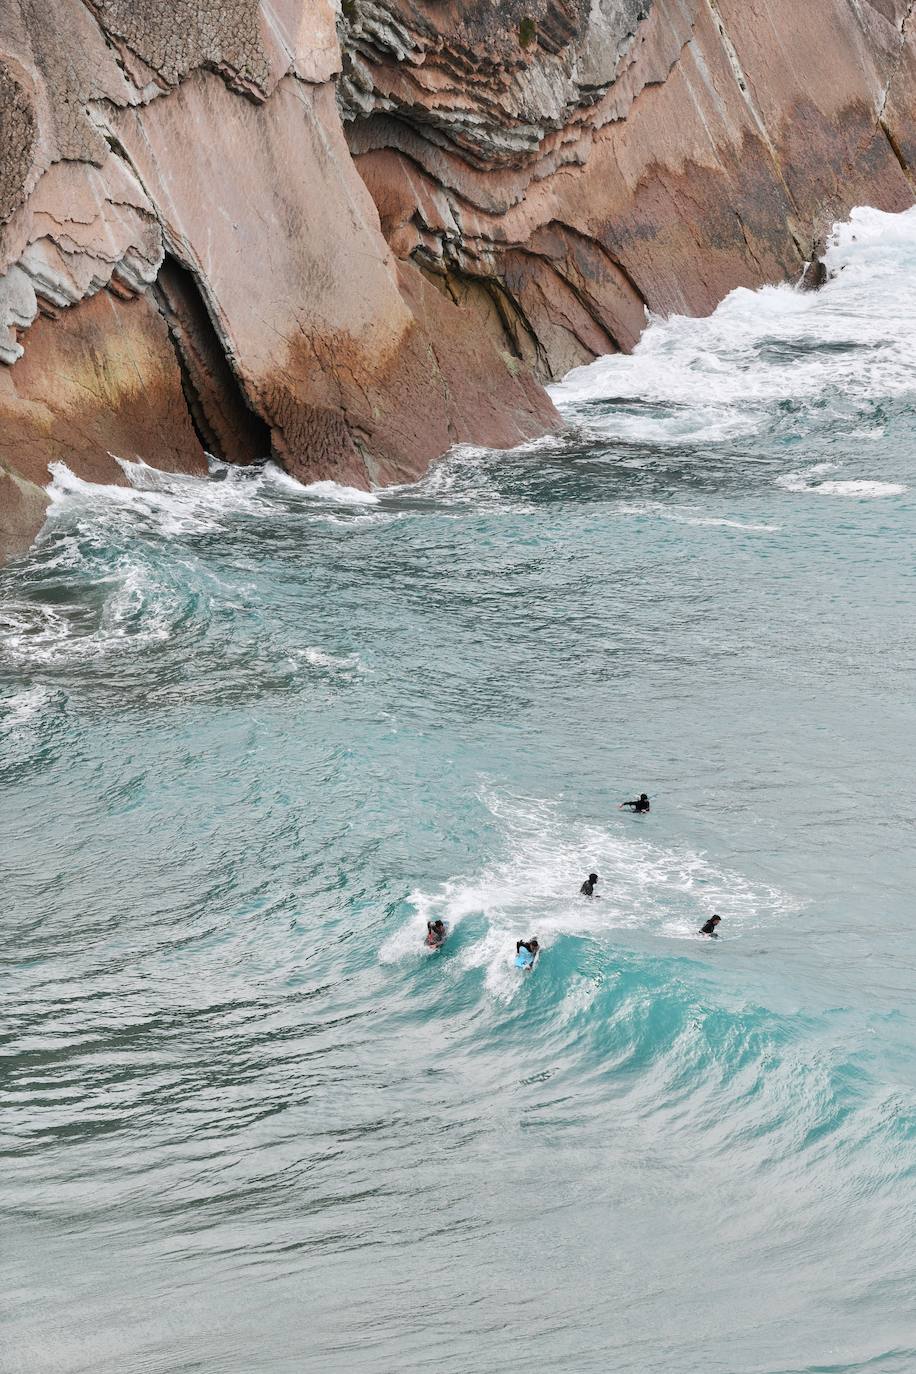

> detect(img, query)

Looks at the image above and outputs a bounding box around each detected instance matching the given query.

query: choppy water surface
[3,207,916,1374]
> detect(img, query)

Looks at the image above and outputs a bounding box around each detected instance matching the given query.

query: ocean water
[2,205,916,1374]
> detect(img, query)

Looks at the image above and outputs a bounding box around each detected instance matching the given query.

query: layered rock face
[0,0,914,559]
[343,0,916,375]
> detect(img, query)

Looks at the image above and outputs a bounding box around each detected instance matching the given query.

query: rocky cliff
[1,0,914,559]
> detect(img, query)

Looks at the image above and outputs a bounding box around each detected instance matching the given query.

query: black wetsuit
[699,919,719,938]
[580,879,596,897]
[623,798,650,813]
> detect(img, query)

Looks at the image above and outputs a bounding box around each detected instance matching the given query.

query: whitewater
[2,206,915,1374]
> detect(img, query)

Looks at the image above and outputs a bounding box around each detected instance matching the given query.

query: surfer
[620,793,650,813]
[580,873,599,897]
[515,938,540,970]
[426,919,447,949]
[699,915,722,938]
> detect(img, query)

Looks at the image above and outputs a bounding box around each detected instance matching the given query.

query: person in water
[426,919,447,949]
[620,793,650,813]
[580,873,599,897]
[699,915,722,938]
[516,938,540,964]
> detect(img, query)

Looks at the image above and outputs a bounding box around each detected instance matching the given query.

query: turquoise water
[3,207,916,1373]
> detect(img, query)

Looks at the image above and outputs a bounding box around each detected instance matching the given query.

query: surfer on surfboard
[620,793,650,813]
[699,915,722,938]
[580,872,599,897]
[515,938,540,970]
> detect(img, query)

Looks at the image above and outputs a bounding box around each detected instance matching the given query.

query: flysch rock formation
[0,0,914,560]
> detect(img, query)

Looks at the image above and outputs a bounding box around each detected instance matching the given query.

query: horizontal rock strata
[0,0,914,558]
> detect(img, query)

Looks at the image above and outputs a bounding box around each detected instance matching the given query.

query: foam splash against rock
[551,206,916,463]
[293,479,380,505]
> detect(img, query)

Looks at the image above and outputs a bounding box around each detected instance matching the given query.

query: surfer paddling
[620,793,650,813]
[699,915,722,938]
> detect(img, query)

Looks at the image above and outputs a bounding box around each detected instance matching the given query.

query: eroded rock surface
[0,0,914,559]
[343,0,916,373]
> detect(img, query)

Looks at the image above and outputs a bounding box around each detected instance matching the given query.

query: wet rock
[0,466,48,565]
[800,258,829,292]
[0,290,208,495]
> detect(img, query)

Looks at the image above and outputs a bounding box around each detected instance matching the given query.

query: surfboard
[515,947,536,970]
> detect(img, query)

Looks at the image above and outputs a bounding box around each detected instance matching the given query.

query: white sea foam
[293,477,379,504]
[776,464,907,497]
[0,683,52,735]
[42,458,391,554]
[550,204,916,454]
[0,566,185,667]
[0,601,77,666]
[260,462,309,494]
[311,511,392,528]
[301,647,362,672]
[264,462,382,505]
[396,444,537,514]
[48,459,270,538]
[9,458,389,668]
[813,480,906,496]
[380,791,798,999]
[617,503,780,531]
